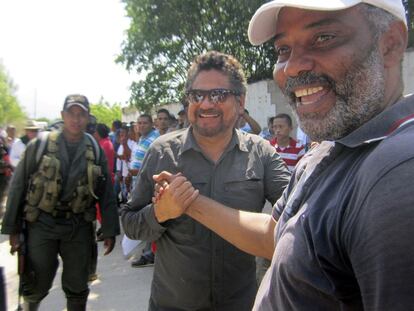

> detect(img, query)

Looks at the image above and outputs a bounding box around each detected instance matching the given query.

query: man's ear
[381,21,408,68]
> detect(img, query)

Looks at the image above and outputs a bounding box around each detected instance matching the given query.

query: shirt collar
[180,128,198,155]
[337,94,414,148]
[139,128,157,141]
[274,137,296,149]
[234,129,250,152]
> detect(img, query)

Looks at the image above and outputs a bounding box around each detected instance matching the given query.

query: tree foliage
[90,97,122,127]
[403,0,414,48]
[117,0,275,112]
[35,117,50,123]
[0,63,26,127]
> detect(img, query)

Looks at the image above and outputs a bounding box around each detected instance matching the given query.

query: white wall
[403,49,414,96]
[122,103,183,123]
[246,79,298,134]
[245,80,274,128]
[122,107,140,123]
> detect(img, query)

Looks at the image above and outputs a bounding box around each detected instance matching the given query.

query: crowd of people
[0,91,306,307]
[1,0,413,310]
[0,107,307,215]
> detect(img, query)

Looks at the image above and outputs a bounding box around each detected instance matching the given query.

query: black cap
[63,94,90,112]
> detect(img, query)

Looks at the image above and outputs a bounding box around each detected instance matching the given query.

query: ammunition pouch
[83,206,96,222]
[23,205,40,223]
[24,131,102,223]
[26,154,61,214]
[26,173,46,207]
[70,180,95,214]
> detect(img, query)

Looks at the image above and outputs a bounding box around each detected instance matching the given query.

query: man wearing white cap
[153,0,414,310]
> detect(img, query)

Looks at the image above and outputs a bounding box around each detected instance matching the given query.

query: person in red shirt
[94,123,115,182]
[93,123,115,234]
[270,113,305,171]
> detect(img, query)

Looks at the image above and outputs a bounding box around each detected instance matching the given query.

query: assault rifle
[15,225,27,311]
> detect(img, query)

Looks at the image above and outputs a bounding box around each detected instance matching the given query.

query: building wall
[122,107,140,123]
[245,80,299,135]
[403,48,414,96]
[122,103,183,123]
[244,80,274,129]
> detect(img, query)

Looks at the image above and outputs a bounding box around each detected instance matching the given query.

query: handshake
[152,171,199,223]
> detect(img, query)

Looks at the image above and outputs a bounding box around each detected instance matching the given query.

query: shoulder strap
[37,132,100,165]
[35,131,51,164]
[84,133,101,199]
[85,132,101,165]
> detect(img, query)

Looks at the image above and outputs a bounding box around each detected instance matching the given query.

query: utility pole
[33,89,37,119]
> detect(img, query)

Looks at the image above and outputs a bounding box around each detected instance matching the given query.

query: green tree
[0,63,26,126]
[35,117,50,124]
[117,0,275,112]
[90,97,122,127]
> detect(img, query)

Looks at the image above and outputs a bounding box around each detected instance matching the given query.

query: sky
[0,0,135,120]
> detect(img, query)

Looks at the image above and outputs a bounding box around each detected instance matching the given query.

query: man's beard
[193,122,227,137]
[192,109,235,137]
[283,43,385,142]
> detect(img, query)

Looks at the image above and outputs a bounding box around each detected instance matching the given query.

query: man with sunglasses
[121,51,290,311]
[153,0,414,310]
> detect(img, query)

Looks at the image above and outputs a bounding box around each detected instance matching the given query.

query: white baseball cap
[248,0,407,46]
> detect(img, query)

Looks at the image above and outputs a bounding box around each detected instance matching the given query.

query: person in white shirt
[116,125,133,202]
[9,120,40,168]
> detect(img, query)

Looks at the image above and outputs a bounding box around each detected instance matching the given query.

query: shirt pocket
[222,170,264,212]
[165,214,200,246]
[185,173,209,196]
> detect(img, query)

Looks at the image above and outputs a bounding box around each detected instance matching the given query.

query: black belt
[51,210,74,219]
[51,209,85,220]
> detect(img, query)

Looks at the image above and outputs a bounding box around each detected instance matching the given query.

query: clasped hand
[152,171,199,223]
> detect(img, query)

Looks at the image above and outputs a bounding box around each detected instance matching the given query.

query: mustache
[283,72,336,102]
[197,108,221,114]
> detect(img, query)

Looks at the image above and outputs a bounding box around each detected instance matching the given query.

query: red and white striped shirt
[270,137,305,171]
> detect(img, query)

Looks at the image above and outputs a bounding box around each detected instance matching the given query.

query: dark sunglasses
[185,88,241,105]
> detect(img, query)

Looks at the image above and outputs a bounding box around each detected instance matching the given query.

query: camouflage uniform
[1,131,120,310]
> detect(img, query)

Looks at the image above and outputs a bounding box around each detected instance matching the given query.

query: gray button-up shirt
[121,128,290,310]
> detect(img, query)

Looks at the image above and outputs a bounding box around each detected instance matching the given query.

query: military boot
[67,300,87,311]
[23,301,40,311]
